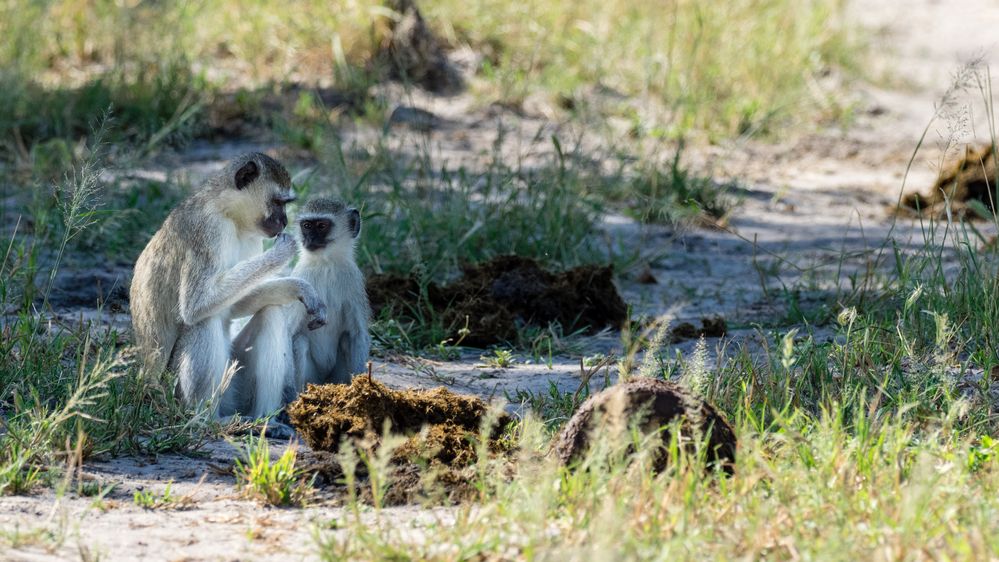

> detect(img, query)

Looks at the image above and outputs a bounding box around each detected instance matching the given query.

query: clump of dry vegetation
[288,375,511,466]
[555,377,736,474]
[287,375,515,505]
[900,143,999,218]
[367,255,628,347]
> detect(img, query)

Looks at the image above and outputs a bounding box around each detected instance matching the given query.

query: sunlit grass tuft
[234,432,313,507]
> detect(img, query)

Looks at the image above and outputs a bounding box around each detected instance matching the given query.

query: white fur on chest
[217,220,264,268]
[297,261,362,315]
[219,223,264,334]
[236,235,265,267]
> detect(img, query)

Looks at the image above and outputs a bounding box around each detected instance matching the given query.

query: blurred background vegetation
[0,0,859,158]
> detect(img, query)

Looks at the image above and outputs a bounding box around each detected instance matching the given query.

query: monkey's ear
[234,160,259,190]
[348,208,361,238]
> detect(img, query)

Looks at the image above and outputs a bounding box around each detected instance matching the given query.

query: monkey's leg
[171,317,231,413]
[232,305,295,419]
[331,329,371,384]
[218,368,249,417]
[288,335,313,402]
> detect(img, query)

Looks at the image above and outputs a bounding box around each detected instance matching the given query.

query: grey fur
[226,196,370,417]
[300,197,346,216]
[130,153,325,412]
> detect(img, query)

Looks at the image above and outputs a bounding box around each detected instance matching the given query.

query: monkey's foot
[258,420,297,441]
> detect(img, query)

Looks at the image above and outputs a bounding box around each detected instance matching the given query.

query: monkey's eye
[301,221,313,230]
[317,222,330,232]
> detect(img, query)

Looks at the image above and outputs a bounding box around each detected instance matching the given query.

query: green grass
[234,433,313,507]
[314,214,999,557]
[429,0,861,135]
[600,143,738,225]
[0,0,860,159]
[133,482,192,510]
[310,134,615,279]
[319,405,999,560]
[0,140,216,496]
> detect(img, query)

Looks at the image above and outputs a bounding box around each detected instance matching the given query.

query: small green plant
[233,432,312,507]
[78,479,115,498]
[520,323,588,367]
[0,451,43,496]
[507,381,583,429]
[132,482,191,510]
[82,481,117,511]
[479,349,516,369]
[608,147,736,226]
[968,435,997,472]
[432,321,471,360]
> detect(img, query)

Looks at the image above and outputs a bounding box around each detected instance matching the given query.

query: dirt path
[7,1,999,560]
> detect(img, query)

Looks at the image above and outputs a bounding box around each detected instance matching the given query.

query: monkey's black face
[299,218,333,251]
[259,194,295,238]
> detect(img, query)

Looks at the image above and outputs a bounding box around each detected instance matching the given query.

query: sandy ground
[6,0,999,559]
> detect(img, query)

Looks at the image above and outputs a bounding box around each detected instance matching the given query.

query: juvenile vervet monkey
[130,152,327,410]
[226,196,370,418]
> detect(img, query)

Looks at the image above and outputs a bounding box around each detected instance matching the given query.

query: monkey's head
[295,197,361,261]
[214,152,295,238]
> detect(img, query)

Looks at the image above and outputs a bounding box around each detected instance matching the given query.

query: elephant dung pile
[554,377,736,474]
[899,144,998,218]
[288,376,512,504]
[366,255,628,347]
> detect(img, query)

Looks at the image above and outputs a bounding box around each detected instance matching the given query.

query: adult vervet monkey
[130,152,326,410]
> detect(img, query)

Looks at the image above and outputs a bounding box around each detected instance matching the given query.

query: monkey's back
[130,195,220,375]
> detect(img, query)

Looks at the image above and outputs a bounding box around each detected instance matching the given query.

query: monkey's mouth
[259,219,286,238]
[304,241,328,252]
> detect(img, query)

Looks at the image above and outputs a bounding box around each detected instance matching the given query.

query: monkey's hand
[302,298,327,331]
[267,232,298,265]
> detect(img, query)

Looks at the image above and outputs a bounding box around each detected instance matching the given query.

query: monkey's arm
[229,278,325,327]
[178,234,297,326]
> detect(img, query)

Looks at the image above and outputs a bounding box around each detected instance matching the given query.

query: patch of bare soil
[288,376,513,504]
[367,255,628,347]
[554,377,736,474]
[898,144,998,218]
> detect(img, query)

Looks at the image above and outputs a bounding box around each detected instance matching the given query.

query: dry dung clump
[554,378,736,474]
[288,377,514,505]
[670,316,727,342]
[367,255,629,347]
[899,144,998,218]
[294,447,486,505]
[287,376,510,466]
[375,0,462,93]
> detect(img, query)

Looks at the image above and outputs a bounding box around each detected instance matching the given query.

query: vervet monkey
[130,152,326,410]
[226,196,370,418]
